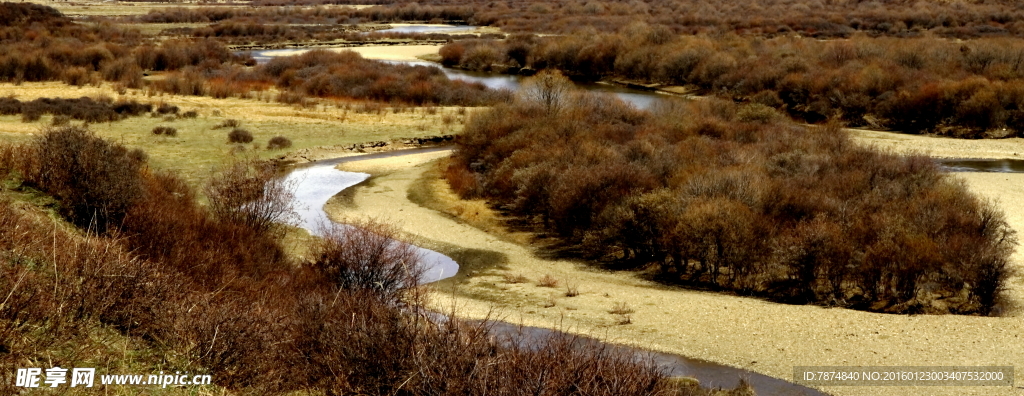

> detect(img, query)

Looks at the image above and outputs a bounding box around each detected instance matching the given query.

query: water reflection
[374,24,478,34]
[484,321,828,396]
[245,46,665,109]
[388,60,664,109]
[938,158,1024,173]
[284,148,459,283]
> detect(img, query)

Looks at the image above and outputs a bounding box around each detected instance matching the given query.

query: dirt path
[324,138,1024,396]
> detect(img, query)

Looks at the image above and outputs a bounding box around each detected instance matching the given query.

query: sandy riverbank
[323,132,1024,396]
[848,128,1024,160]
[259,44,443,62]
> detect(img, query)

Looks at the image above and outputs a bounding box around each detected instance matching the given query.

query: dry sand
[325,130,1024,396]
[848,128,1024,159]
[260,45,443,62]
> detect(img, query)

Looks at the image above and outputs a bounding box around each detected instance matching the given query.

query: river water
[283,148,460,283]
[375,24,479,34]
[264,31,1024,394]
[283,147,827,396]
[937,158,1024,173]
[246,49,665,109]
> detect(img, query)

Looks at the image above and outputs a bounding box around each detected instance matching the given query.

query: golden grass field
[0,82,467,187]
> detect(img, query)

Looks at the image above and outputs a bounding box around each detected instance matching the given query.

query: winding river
[247,48,666,109]
[284,147,827,396]
[268,31,1022,395]
[283,147,460,284]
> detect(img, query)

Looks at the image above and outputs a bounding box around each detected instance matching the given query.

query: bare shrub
[610,302,635,315]
[227,127,254,143]
[204,157,296,236]
[152,126,177,136]
[266,136,292,150]
[22,125,144,233]
[503,273,528,284]
[308,221,423,300]
[565,283,579,297]
[214,119,241,129]
[50,115,70,126]
[156,103,179,114]
[537,274,559,288]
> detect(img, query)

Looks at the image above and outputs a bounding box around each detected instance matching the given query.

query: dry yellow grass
[0,82,466,186]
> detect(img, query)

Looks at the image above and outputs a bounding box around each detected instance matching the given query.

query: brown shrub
[266,136,292,150]
[152,125,178,136]
[227,127,254,143]
[450,85,1016,315]
[204,157,295,236]
[20,125,144,233]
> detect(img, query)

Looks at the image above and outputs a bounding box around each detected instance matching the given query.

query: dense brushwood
[0,128,736,395]
[0,2,65,27]
[158,49,508,106]
[448,73,1016,315]
[137,0,1024,38]
[256,50,507,106]
[0,97,151,123]
[0,3,247,87]
[444,32,1024,137]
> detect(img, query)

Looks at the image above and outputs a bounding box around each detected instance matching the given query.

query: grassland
[0,81,467,187]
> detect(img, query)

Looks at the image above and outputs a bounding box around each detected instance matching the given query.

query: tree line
[443,30,1024,137]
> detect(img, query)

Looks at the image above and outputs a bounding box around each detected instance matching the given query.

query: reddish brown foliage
[445,33,1024,137]
[451,77,1016,315]
[0,128,724,395]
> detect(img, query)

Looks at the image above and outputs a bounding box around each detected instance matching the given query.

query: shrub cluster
[140,0,1024,38]
[0,4,249,87]
[0,2,65,27]
[0,96,151,123]
[444,32,1024,137]
[449,74,1016,315]
[0,126,728,395]
[152,125,178,136]
[16,126,146,233]
[227,127,254,143]
[266,136,292,150]
[259,50,507,106]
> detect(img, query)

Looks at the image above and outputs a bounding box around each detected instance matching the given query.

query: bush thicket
[133,0,1024,39]
[267,136,292,150]
[449,73,1016,315]
[0,126,732,396]
[152,126,177,136]
[0,96,151,123]
[227,127,254,143]
[444,32,1024,137]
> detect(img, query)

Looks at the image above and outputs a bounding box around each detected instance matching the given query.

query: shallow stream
[285,147,826,396]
